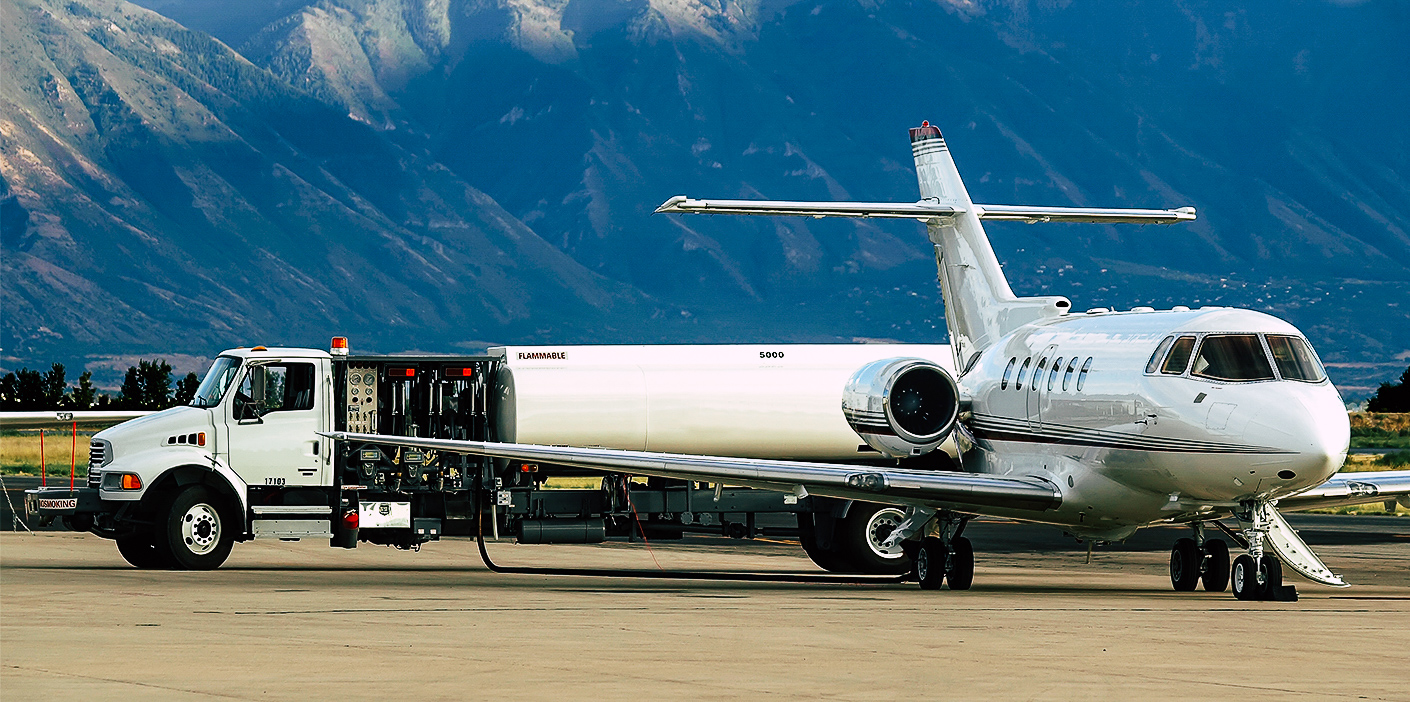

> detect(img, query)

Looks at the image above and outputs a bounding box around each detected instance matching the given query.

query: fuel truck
[25,339,961,574]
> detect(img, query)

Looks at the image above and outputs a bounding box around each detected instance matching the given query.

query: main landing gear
[1168,521,1229,593]
[910,512,974,591]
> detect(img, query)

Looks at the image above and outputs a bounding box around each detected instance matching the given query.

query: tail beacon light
[331,336,349,356]
[842,357,960,458]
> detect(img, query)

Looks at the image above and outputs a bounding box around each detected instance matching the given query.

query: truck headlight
[101,473,143,490]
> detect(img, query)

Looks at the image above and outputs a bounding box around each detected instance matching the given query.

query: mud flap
[1257,502,1348,588]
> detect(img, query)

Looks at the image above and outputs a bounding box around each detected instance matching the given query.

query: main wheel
[798,513,854,573]
[116,530,173,569]
[1201,539,1230,592]
[835,503,913,575]
[1232,554,1259,600]
[1169,538,1201,591]
[947,536,974,590]
[916,537,946,590]
[158,485,235,570]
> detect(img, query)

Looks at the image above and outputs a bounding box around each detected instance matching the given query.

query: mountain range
[2,0,1407,397]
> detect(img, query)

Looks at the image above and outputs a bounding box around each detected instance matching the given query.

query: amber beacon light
[330,336,349,356]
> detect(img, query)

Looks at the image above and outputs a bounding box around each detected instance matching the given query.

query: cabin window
[1146,336,1175,374]
[1016,358,1031,390]
[1192,334,1275,382]
[1002,358,1016,390]
[1077,357,1093,391]
[1266,335,1326,382]
[1062,358,1078,391]
[1161,336,1196,375]
[1048,357,1064,391]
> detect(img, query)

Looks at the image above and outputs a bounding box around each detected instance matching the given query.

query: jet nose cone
[1289,391,1350,487]
[1245,386,1348,491]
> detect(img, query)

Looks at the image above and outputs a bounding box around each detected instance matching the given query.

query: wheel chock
[1269,585,1298,602]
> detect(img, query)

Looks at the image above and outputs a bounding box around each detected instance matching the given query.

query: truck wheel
[835,503,913,575]
[116,531,174,569]
[159,485,235,570]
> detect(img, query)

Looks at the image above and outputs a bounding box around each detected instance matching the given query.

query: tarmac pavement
[3,518,1408,701]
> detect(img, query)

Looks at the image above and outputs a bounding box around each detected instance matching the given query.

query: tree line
[0,360,200,411]
[1368,365,1410,413]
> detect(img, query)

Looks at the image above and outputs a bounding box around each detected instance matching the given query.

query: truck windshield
[191,356,242,408]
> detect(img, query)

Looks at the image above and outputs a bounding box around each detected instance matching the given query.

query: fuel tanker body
[492,345,959,462]
[26,339,964,576]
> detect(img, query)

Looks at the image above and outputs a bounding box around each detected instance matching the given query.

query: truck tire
[116,531,174,569]
[834,503,913,575]
[158,485,235,570]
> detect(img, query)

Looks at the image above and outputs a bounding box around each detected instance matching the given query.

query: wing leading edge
[323,432,1062,514]
[655,196,1196,224]
[1278,469,1410,512]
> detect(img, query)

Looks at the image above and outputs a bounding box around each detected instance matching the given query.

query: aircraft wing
[0,411,152,430]
[1278,469,1410,512]
[655,196,1195,224]
[323,432,1062,514]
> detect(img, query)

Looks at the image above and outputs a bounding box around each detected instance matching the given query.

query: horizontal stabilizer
[973,204,1197,224]
[656,196,1195,224]
[655,196,961,219]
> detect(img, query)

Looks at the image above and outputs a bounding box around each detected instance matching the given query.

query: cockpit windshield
[1191,335,1275,382]
[190,356,242,408]
[1266,335,1326,382]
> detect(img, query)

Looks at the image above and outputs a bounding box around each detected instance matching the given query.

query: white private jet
[329,122,1410,601]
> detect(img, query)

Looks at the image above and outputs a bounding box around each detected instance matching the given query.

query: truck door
[225,360,327,487]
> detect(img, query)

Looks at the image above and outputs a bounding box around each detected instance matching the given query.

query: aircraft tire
[1169,538,1201,591]
[835,503,913,575]
[1232,555,1258,600]
[1257,555,1282,600]
[798,513,854,573]
[947,536,974,590]
[1201,539,1230,592]
[916,537,946,590]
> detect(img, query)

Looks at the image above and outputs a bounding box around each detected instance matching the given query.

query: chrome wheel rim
[1233,561,1246,593]
[916,547,930,580]
[864,508,907,560]
[181,503,221,555]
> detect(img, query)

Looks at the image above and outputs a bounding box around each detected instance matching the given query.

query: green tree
[1367,365,1410,413]
[0,373,17,410]
[14,368,44,410]
[119,365,143,410]
[71,371,98,409]
[173,372,200,406]
[119,359,176,409]
[41,363,67,408]
[139,359,173,408]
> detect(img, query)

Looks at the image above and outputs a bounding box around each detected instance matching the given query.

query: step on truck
[26,338,960,573]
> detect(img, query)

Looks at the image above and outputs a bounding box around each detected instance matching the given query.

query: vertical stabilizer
[910,124,1070,370]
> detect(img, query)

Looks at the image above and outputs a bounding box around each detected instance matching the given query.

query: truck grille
[88,440,110,487]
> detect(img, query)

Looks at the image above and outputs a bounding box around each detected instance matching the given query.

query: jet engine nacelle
[842,358,960,458]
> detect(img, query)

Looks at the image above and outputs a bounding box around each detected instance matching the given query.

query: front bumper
[24,487,105,527]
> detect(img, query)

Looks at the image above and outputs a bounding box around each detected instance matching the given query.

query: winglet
[656,195,689,214]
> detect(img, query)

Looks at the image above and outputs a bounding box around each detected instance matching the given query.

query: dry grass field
[0,431,95,478]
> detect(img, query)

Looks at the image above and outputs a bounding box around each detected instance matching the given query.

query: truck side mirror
[234,394,263,424]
